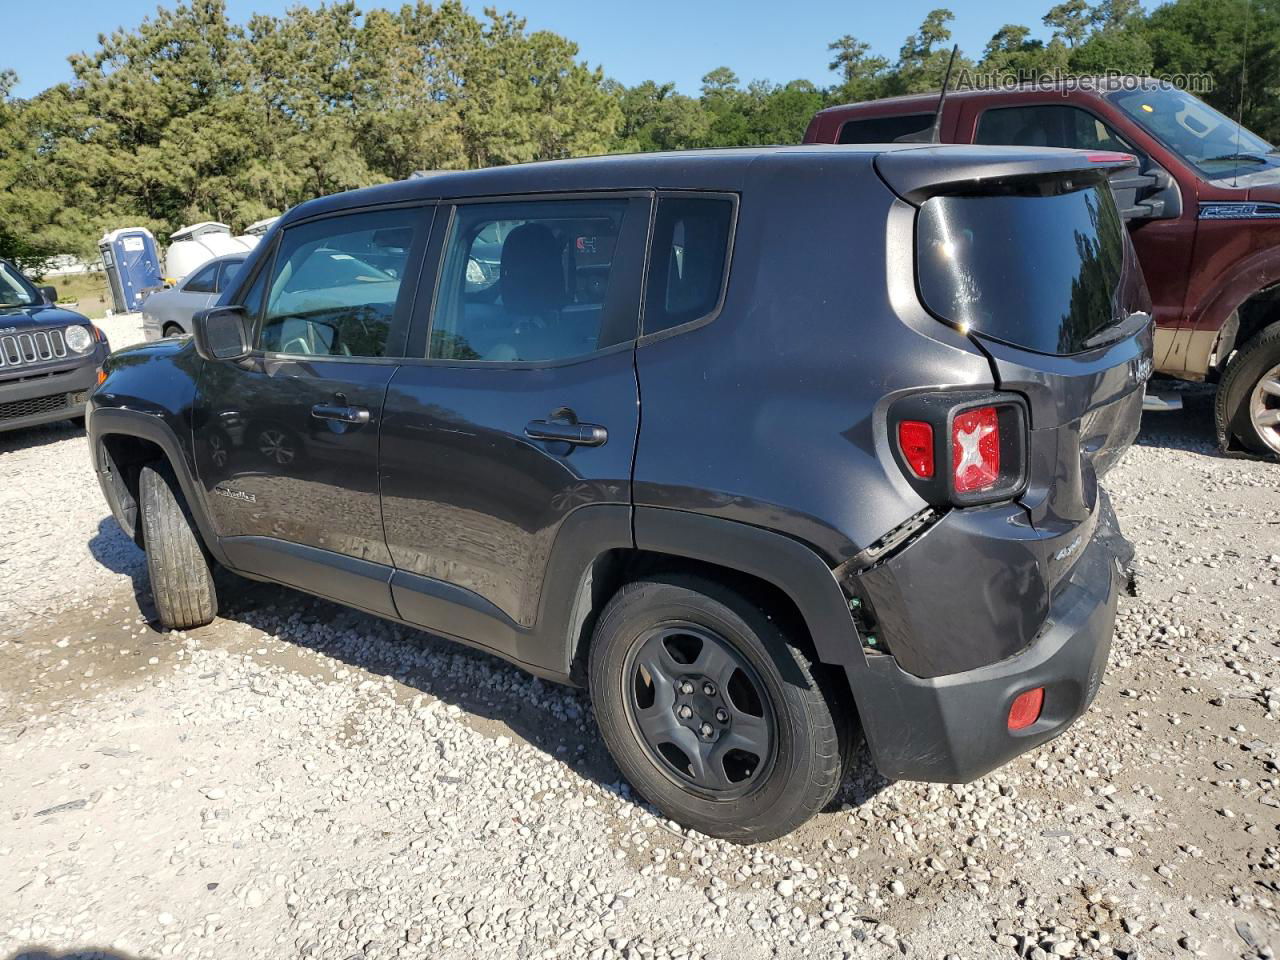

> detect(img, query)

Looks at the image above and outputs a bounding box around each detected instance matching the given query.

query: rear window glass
[916,176,1126,355]
[838,114,934,144]
[643,196,734,335]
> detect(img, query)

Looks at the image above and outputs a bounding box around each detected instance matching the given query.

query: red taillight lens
[897,420,934,478]
[951,405,1000,493]
[1007,687,1044,731]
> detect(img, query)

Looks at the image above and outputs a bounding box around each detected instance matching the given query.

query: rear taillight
[897,421,934,478]
[952,406,999,493]
[889,392,1028,507]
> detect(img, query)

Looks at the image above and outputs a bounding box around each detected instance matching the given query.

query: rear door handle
[311,403,370,424]
[524,419,608,446]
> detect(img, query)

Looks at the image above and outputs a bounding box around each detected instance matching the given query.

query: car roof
[283,146,919,223]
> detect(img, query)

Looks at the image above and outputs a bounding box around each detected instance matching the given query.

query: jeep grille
[0,330,68,370]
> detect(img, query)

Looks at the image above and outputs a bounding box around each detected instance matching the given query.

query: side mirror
[1110,161,1182,222]
[192,306,252,362]
[39,285,58,304]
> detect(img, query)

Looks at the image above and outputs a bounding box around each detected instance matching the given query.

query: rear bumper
[0,356,102,432]
[849,493,1129,783]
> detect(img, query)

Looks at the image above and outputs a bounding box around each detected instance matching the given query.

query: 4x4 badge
[213,484,256,504]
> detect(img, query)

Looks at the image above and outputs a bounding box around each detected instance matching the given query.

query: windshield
[917,174,1127,355]
[1107,86,1275,176]
[0,261,39,308]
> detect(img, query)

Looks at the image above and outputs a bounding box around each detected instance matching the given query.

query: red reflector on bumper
[1007,687,1044,731]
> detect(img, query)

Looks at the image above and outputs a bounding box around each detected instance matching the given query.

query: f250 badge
[213,484,256,504]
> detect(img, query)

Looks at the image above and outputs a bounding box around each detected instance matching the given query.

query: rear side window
[430,198,635,363]
[975,105,1135,154]
[643,196,734,336]
[258,208,422,358]
[184,262,219,293]
[916,175,1127,355]
[838,113,934,144]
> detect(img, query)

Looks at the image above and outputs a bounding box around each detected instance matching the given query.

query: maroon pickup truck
[805,78,1280,458]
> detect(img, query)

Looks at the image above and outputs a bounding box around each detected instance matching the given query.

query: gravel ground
[0,328,1276,960]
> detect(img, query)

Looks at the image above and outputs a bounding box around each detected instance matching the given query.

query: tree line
[1,0,1276,267]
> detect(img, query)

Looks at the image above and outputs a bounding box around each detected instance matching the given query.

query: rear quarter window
[916,175,1127,355]
[642,196,734,336]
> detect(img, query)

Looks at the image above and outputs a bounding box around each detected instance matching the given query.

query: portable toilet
[165,222,256,283]
[98,228,163,314]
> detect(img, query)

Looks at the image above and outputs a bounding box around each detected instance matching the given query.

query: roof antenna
[930,45,960,143]
[1233,0,1251,188]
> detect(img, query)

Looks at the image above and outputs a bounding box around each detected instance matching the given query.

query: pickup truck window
[917,175,1126,355]
[838,113,934,144]
[1107,86,1275,176]
[429,198,630,363]
[975,105,1134,155]
[259,209,422,358]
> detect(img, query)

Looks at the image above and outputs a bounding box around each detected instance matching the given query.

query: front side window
[643,196,734,335]
[976,105,1135,155]
[259,208,422,358]
[214,260,243,294]
[430,198,632,363]
[183,262,219,294]
[0,262,37,308]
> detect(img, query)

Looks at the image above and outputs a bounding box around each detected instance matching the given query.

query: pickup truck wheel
[138,463,218,631]
[589,574,849,843]
[1218,321,1280,457]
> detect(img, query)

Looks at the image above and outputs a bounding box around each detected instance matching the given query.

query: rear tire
[588,574,850,843]
[138,463,217,630]
[1218,321,1280,457]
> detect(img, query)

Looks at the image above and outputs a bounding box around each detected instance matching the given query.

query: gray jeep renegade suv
[1,259,109,433]
[88,145,1150,841]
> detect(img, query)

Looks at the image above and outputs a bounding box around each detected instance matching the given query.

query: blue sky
[7,0,1074,99]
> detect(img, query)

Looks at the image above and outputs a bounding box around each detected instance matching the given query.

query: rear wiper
[1082,311,1151,349]
[1201,153,1269,164]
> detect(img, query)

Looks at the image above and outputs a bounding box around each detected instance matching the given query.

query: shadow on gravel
[88,516,150,612]
[205,578,887,815]
[7,950,145,960]
[0,418,83,454]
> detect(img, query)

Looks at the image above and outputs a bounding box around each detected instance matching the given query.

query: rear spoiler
[874,145,1138,205]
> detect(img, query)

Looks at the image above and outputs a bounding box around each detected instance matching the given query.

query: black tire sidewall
[589,576,841,842]
[1220,322,1280,456]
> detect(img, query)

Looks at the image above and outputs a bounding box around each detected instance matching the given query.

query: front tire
[589,574,849,843]
[1218,320,1280,457]
[138,463,218,630]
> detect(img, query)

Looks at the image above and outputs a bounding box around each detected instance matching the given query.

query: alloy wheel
[1249,362,1280,455]
[623,623,776,799]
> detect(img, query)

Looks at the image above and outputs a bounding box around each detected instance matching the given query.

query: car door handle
[524,419,608,446]
[311,403,370,424]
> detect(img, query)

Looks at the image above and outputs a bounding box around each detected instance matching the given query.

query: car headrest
[501,223,569,315]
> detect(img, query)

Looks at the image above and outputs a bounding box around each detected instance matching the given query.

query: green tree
[827,35,891,101]
[889,9,973,94]
[1044,0,1092,47]
[980,25,1071,80]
